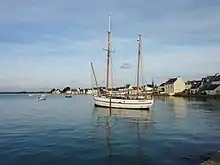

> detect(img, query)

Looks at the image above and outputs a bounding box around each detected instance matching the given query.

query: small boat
[38,94,47,100]
[65,95,72,98]
[28,94,33,97]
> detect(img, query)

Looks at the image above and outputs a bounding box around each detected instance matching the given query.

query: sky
[0,0,220,91]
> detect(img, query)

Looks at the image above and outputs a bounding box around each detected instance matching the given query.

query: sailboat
[92,14,154,110]
[37,93,47,101]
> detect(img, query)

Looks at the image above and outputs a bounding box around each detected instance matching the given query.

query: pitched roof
[212,75,220,82]
[203,75,216,82]
[205,84,220,90]
[165,78,178,85]
[190,83,201,89]
[160,82,165,86]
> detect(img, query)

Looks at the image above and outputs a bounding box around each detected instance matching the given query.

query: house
[51,89,61,94]
[199,73,220,94]
[143,84,154,90]
[142,84,155,94]
[189,83,202,94]
[71,89,78,94]
[185,80,201,90]
[86,87,99,95]
[66,90,72,94]
[205,84,220,95]
[201,73,218,91]
[158,82,165,94]
[163,77,185,95]
[211,74,220,85]
[185,80,202,94]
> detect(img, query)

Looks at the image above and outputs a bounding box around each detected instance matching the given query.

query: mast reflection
[93,107,152,158]
[106,115,112,156]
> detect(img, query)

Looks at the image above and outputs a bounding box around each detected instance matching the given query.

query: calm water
[0,95,220,165]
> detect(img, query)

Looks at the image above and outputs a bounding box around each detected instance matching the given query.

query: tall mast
[106,13,111,93]
[137,33,141,94]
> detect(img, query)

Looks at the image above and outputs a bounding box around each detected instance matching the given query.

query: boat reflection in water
[93,107,152,122]
[93,107,153,159]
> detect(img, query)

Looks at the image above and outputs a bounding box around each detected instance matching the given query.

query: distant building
[71,89,78,94]
[185,80,201,90]
[205,85,220,95]
[66,90,72,94]
[51,89,61,94]
[163,77,185,95]
[55,89,61,94]
[158,82,165,94]
[142,84,155,94]
[211,74,220,85]
[86,88,98,95]
[185,80,202,94]
[200,73,218,91]
[189,83,202,94]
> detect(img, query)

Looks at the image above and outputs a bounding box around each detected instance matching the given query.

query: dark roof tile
[165,78,178,85]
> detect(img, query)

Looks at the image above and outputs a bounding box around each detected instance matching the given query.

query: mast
[90,62,100,96]
[137,33,141,95]
[106,13,111,93]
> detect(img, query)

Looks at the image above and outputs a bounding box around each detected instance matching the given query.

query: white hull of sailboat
[93,96,154,109]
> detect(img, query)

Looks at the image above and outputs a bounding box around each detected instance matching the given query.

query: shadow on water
[92,107,154,164]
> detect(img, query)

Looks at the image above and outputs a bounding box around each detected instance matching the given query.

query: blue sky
[0,0,220,91]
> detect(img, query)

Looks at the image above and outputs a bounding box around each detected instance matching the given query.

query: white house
[189,83,201,94]
[164,77,185,95]
[184,81,202,94]
[205,85,220,95]
[158,82,165,94]
[211,74,220,85]
[86,88,98,95]
[66,90,72,94]
[144,84,153,91]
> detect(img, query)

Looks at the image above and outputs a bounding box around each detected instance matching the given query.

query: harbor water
[0,94,220,165]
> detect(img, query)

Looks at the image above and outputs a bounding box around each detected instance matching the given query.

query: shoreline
[152,93,220,100]
[1,92,220,100]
